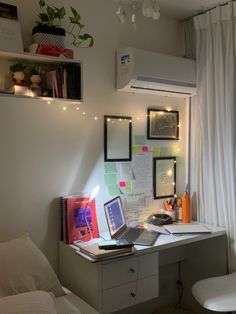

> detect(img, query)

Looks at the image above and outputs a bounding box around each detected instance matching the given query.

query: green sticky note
[104,173,117,186]
[152,147,161,157]
[176,157,185,166]
[132,146,141,153]
[124,181,132,193]
[104,163,117,173]
[134,135,145,146]
[107,185,121,196]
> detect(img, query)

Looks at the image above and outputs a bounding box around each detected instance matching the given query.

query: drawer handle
[130,292,136,298]
[129,268,135,273]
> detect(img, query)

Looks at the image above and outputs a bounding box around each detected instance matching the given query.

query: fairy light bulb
[94,116,98,121]
[82,111,86,115]
[62,106,67,111]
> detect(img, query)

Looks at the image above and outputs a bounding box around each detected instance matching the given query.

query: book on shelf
[76,243,134,260]
[46,64,81,100]
[60,195,99,244]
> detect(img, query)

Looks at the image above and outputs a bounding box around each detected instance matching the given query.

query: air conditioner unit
[116,47,196,97]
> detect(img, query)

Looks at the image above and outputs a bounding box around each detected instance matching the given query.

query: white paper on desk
[145,223,170,235]
[132,153,152,180]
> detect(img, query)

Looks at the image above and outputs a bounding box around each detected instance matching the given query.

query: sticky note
[124,181,132,193]
[142,146,149,152]
[104,173,117,186]
[132,146,141,153]
[104,163,117,173]
[134,135,146,146]
[119,181,126,187]
[152,147,161,157]
[107,185,121,196]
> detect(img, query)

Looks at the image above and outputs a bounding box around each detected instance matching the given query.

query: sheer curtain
[192,2,236,270]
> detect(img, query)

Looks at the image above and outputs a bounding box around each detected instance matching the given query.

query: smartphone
[98,239,134,250]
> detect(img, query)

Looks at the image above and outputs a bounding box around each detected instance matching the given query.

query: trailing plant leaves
[38,13,49,24]
[46,6,55,25]
[39,0,45,8]
[79,33,94,47]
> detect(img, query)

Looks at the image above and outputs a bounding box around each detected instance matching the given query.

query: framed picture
[147,108,179,140]
[153,157,176,199]
[0,2,23,53]
[104,115,132,162]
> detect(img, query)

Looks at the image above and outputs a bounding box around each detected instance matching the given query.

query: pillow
[0,234,64,297]
[0,291,57,314]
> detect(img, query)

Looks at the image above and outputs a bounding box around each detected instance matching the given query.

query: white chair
[192,271,236,312]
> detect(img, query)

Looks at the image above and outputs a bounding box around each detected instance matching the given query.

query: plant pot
[32,25,65,48]
[30,74,42,86]
[13,71,25,84]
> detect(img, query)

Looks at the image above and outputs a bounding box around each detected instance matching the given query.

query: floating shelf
[0,50,83,103]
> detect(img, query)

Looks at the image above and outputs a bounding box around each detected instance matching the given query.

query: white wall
[0,0,185,270]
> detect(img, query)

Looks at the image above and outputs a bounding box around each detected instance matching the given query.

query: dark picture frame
[104,115,132,162]
[153,157,176,199]
[147,108,179,140]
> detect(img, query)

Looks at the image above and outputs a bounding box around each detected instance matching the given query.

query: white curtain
[192,3,236,271]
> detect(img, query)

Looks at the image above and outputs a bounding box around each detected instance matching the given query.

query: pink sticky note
[119,181,126,187]
[142,146,149,152]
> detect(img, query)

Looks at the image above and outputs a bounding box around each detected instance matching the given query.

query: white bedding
[54,289,98,314]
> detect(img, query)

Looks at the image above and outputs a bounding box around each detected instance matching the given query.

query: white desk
[59,224,226,314]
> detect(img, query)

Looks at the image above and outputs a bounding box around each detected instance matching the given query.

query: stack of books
[61,195,99,245]
[76,243,134,261]
[46,64,81,100]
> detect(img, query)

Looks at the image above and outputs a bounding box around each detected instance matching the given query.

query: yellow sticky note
[124,181,132,193]
[152,147,161,157]
[132,146,141,153]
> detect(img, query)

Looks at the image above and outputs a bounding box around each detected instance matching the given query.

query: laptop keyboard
[118,228,143,243]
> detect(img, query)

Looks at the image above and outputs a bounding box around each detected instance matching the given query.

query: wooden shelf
[0,49,83,103]
[0,92,82,104]
[0,49,80,65]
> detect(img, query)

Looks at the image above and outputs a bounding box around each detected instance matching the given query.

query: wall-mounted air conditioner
[116,47,196,97]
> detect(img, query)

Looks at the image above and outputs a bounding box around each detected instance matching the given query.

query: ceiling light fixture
[116,0,160,26]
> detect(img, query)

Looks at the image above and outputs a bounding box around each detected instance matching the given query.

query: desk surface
[73,223,226,261]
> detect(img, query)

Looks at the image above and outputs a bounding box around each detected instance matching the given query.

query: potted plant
[32,0,94,48]
[9,63,26,85]
[29,66,42,86]
[29,66,42,96]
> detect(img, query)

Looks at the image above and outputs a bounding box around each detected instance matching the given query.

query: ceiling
[158,0,227,20]
[121,0,228,20]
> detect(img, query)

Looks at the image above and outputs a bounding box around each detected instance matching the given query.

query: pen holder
[165,210,176,221]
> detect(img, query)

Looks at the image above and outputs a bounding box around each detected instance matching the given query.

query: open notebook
[164,224,211,235]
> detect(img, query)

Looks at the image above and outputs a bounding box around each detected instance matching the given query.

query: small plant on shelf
[32,0,94,48]
[9,63,26,85]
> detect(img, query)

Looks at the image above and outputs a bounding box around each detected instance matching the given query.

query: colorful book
[66,196,99,244]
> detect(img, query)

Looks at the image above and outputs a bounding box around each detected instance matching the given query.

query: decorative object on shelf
[9,63,26,85]
[0,2,23,52]
[28,43,74,59]
[115,0,160,26]
[153,157,176,199]
[147,108,179,140]
[32,0,94,49]
[29,66,42,96]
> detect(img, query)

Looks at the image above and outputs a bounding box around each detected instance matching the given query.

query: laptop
[104,196,159,246]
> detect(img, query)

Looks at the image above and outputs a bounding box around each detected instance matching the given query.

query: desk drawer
[102,257,138,289]
[102,282,136,313]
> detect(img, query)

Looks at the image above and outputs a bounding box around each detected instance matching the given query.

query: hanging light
[116,1,126,24]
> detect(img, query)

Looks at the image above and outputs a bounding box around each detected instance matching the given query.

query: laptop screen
[104,197,126,237]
